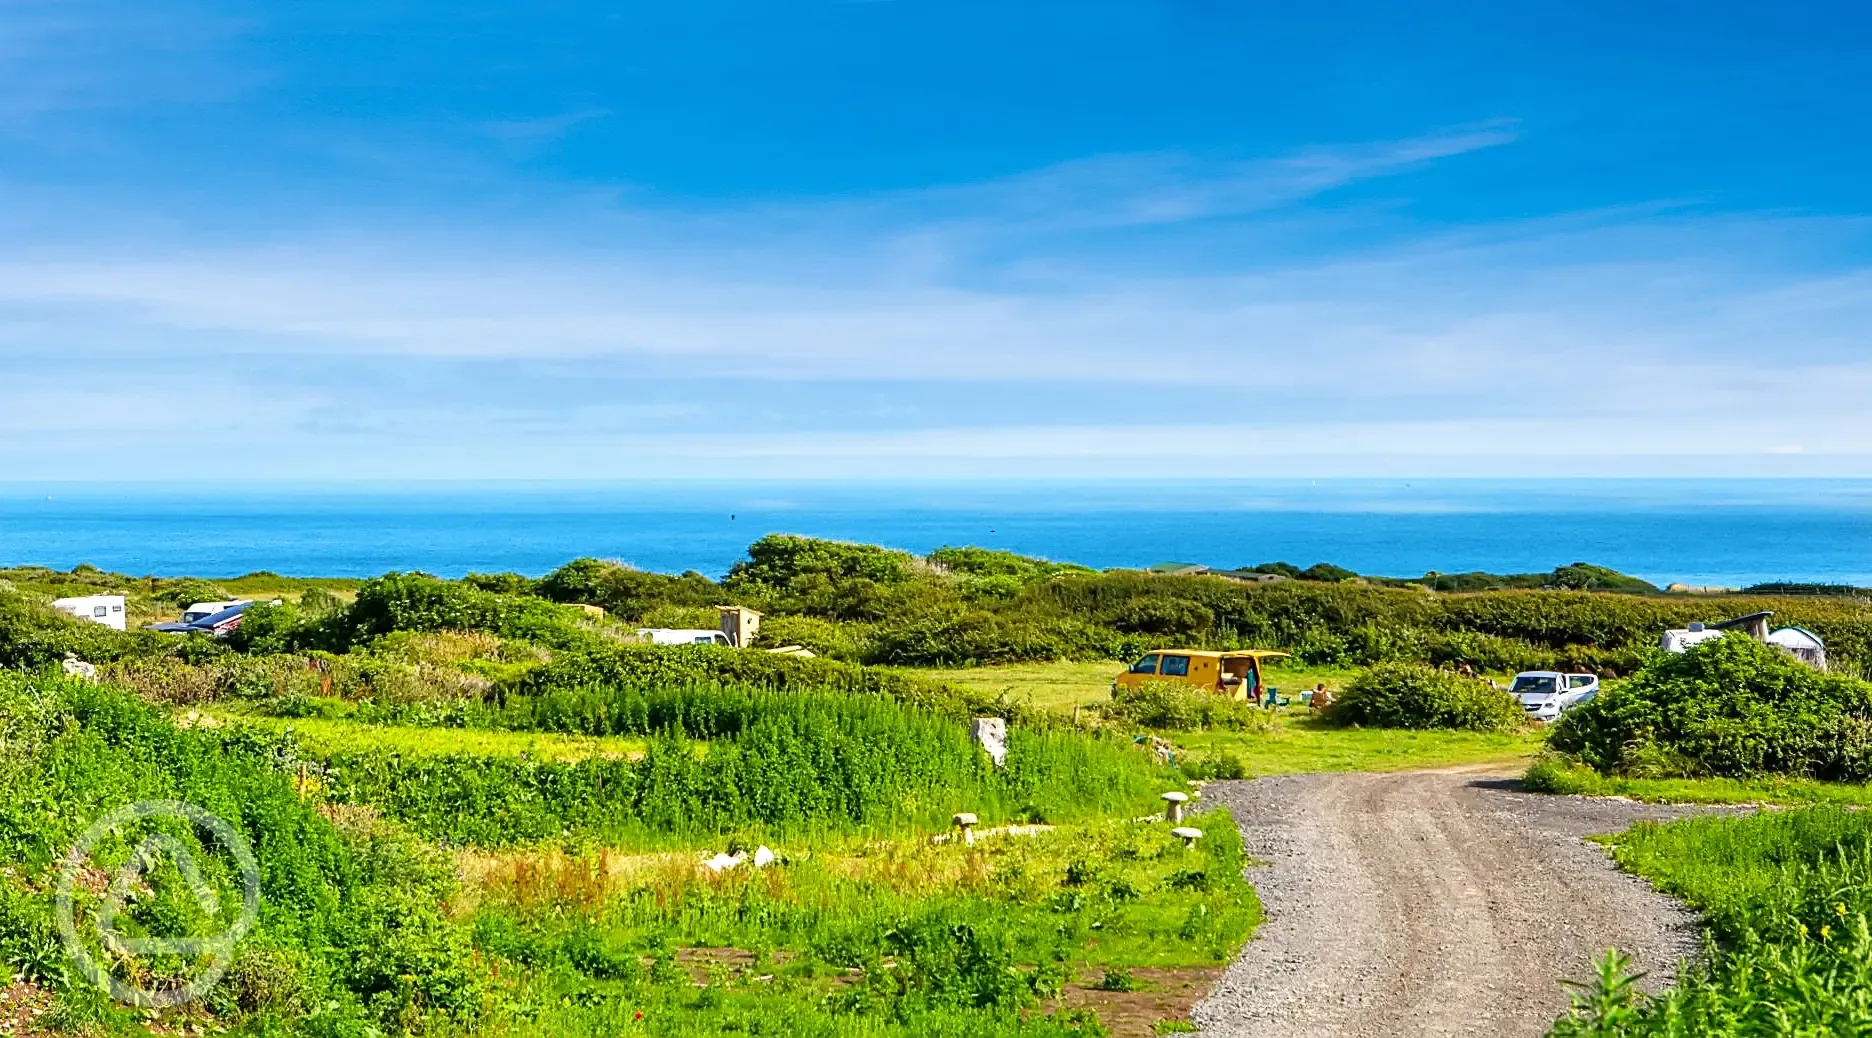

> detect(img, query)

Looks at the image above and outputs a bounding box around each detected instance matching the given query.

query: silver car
[1510,671,1599,722]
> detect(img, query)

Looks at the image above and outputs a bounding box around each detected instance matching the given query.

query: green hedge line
[295,693,1167,845]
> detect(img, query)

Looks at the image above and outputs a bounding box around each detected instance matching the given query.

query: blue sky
[4,0,1871,479]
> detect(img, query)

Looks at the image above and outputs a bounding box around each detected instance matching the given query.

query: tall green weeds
[1553,807,1872,1035]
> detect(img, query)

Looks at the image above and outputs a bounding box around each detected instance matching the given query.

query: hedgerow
[519,643,1018,722]
[30,540,1872,679]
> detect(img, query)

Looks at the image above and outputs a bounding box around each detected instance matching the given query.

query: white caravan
[51,594,128,631]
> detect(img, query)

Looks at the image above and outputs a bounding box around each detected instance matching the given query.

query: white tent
[1766,626,1828,670]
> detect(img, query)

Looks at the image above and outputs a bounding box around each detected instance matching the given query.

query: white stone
[971,718,1008,766]
[753,846,776,868]
[703,851,747,872]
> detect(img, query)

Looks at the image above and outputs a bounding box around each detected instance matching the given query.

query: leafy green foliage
[751,613,870,660]
[1103,682,1272,732]
[124,537,1872,679]
[0,674,484,1033]
[0,590,217,669]
[535,558,721,620]
[522,642,1017,721]
[1551,807,1872,1035]
[464,571,536,594]
[1549,635,1872,780]
[337,572,600,650]
[149,578,232,607]
[302,688,1168,845]
[1324,662,1528,732]
[728,534,918,592]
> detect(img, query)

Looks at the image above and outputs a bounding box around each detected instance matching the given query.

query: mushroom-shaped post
[953,812,980,846]
[1161,791,1190,824]
[1170,826,1204,850]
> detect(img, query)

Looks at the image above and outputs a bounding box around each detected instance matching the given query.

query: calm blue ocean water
[2,480,1870,587]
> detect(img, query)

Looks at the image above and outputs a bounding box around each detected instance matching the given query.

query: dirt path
[1193,770,1733,1038]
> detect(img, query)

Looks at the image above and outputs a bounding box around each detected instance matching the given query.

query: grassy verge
[1178,711,1540,776]
[1553,806,1872,1034]
[1524,755,1872,807]
[190,707,651,761]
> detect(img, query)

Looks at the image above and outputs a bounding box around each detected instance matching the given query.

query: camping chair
[1263,687,1291,709]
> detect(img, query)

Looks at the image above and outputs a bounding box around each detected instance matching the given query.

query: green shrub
[0,674,483,1032]
[523,643,1020,721]
[1520,752,1608,795]
[1104,682,1272,732]
[536,558,724,620]
[927,546,1094,583]
[150,578,232,608]
[464,571,535,594]
[728,535,918,591]
[332,572,599,651]
[0,590,200,669]
[1549,634,1872,780]
[753,614,872,661]
[866,608,1136,667]
[1325,662,1527,732]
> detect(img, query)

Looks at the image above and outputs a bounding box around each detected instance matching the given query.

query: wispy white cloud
[888,121,1520,232]
[1,122,1870,478]
[0,1,255,128]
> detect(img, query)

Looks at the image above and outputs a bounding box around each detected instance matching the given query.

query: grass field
[189,708,649,761]
[918,660,1542,775]
[918,660,1366,716]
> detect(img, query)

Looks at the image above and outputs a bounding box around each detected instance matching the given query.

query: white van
[182,600,250,624]
[637,628,732,646]
[1510,671,1600,722]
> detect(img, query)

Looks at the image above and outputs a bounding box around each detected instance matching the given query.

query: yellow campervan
[1114,649,1291,701]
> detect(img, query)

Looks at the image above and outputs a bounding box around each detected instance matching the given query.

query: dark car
[147,601,258,637]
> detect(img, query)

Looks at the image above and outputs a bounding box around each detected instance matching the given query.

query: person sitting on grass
[1309,683,1333,711]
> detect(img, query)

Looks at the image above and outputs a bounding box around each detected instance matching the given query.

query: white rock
[703,851,747,872]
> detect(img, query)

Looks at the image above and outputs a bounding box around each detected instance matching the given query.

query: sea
[2,479,1871,588]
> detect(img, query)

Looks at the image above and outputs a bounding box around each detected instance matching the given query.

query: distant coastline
[3,478,1871,587]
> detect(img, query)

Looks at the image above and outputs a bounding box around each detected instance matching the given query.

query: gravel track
[1192,770,1734,1038]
